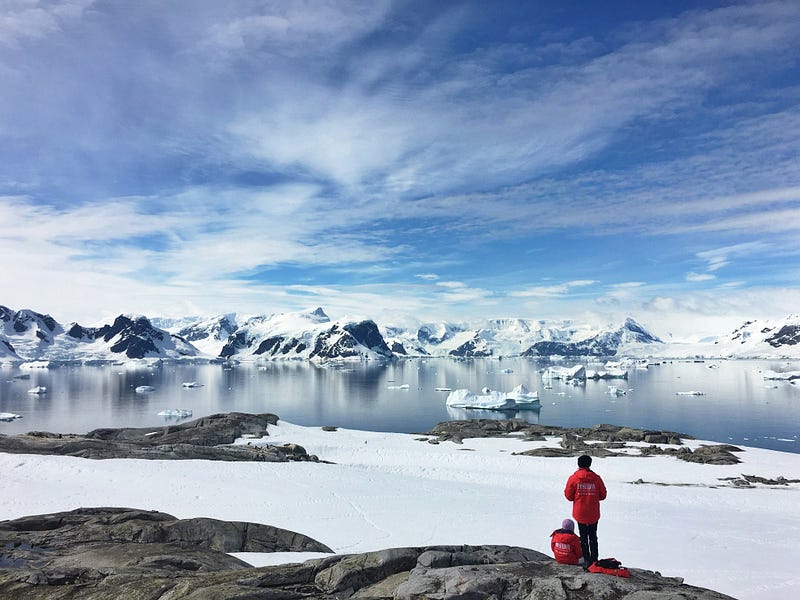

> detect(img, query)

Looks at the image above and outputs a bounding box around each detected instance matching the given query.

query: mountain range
[2,304,799,365]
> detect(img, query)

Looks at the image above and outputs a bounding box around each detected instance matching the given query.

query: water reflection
[1,358,798,453]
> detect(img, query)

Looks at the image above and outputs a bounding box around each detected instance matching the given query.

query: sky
[1,0,799,339]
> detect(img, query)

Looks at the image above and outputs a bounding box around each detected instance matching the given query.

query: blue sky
[1,0,799,338]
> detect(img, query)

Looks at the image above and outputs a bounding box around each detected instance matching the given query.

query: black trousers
[577,521,598,564]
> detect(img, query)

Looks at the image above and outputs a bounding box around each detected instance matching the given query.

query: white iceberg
[542,365,586,381]
[761,370,800,381]
[446,389,516,410]
[27,386,47,395]
[387,384,410,390]
[157,408,193,418]
[607,385,626,396]
[181,381,203,388]
[586,368,628,380]
[20,361,50,370]
[505,384,541,408]
[676,391,705,396]
[135,385,155,393]
[446,384,540,410]
[0,412,22,422]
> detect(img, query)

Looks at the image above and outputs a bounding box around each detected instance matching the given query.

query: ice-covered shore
[1,420,798,599]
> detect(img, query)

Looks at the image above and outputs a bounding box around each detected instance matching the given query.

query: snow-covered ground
[1,421,798,599]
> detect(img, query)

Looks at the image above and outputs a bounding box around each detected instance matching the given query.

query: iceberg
[387,384,410,390]
[542,365,586,381]
[27,386,47,395]
[586,368,628,380]
[157,408,193,418]
[676,391,705,396]
[446,389,516,410]
[761,370,800,381]
[20,361,50,369]
[181,381,203,388]
[135,385,155,393]
[505,384,541,408]
[446,384,540,410]
[0,412,22,422]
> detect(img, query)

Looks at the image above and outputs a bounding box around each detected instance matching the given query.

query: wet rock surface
[0,412,319,462]
[0,523,734,600]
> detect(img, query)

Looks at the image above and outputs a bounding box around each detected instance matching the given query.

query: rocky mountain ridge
[2,303,800,364]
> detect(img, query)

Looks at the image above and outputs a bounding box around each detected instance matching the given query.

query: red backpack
[588,558,631,578]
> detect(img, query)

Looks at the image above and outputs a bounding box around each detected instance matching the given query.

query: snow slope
[1,420,798,599]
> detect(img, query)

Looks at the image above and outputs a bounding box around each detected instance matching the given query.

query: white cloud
[695,242,771,273]
[510,280,598,299]
[686,272,716,282]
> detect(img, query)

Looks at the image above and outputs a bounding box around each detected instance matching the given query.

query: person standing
[550,518,583,565]
[564,454,607,566]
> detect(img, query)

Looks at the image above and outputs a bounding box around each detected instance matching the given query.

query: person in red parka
[564,454,607,566]
[550,518,583,565]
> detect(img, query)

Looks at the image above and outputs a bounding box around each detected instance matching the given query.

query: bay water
[1,358,798,453]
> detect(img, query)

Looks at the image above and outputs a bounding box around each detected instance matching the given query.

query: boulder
[0,413,319,462]
[0,534,736,599]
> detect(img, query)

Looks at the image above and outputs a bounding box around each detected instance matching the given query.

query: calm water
[1,358,798,453]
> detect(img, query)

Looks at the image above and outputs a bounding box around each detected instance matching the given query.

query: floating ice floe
[27,386,47,395]
[135,385,155,393]
[446,384,540,410]
[20,361,50,370]
[761,370,800,381]
[181,381,203,388]
[387,384,410,390]
[499,368,514,374]
[542,365,586,381]
[586,369,628,380]
[676,390,705,396]
[434,387,452,392]
[157,408,193,418]
[12,373,31,380]
[607,385,626,396]
[0,412,23,422]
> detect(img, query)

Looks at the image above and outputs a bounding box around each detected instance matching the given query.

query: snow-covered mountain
[4,302,800,364]
[216,308,393,362]
[521,317,663,357]
[1,306,197,362]
[170,314,237,357]
[382,317,660,358]
[710,314,800,357]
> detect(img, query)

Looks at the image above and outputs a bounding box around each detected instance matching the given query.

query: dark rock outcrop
[421,419,743,464]
[309,320,393,360]
[765,323,800,347]
[0,412,319,462]
[0,527,734,599]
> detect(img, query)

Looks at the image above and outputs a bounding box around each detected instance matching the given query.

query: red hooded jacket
[550,529,582,565]
[564,467,607,524]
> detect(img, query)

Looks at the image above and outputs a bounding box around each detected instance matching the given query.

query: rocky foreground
[0,507,733,599]
[0,412,319,462]
[0,413,747,598]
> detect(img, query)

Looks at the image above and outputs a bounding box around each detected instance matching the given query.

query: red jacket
[564,467,607,524]
[550,529,582,565]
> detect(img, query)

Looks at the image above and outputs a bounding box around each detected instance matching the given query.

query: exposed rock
[426,420,690,459]
[640,444,743,465]
[0,533,735,599]
[0,412,319,462]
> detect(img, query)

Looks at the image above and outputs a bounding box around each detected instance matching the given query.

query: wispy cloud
[511,280,598,299]
[2,1,799,329]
